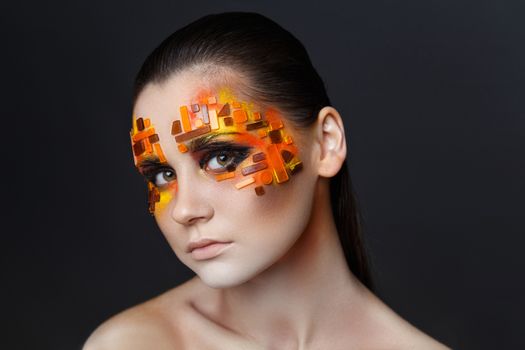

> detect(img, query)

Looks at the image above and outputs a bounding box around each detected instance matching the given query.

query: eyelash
[141,165,174,187]
[140,144,252,187]
[198,145,252,174]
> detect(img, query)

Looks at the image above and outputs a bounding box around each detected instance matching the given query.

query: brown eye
[206,153,235,172]
[198,144,252,174]
[154,170,176,186]
[217,154,230,165]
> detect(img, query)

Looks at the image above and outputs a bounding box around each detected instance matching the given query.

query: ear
[313,106,347,177]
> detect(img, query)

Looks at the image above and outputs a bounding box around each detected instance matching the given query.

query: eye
[154,169,176,186]
[206,153,234,172]
[202,149,251,174]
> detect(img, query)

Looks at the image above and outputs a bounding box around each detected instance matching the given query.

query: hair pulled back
[133,12,373,290]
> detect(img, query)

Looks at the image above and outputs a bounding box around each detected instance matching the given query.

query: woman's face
[131,71,318,288]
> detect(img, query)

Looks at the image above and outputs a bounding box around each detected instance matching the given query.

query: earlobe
[315,106,347,178]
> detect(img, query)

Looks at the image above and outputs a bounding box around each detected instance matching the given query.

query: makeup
[130,116,171,214]
[130,89,304,215]
[171,89,303,195]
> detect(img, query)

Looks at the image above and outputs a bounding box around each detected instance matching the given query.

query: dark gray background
[3,1,524,349]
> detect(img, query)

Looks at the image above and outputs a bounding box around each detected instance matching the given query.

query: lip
[186,238,231,253]
[188,240,233,261]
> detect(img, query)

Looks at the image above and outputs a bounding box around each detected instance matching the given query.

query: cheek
[152,169,316,288]
[154,182,178,213]
[219,168,315,249]
[154,212,187,262]
[198,180,316,287]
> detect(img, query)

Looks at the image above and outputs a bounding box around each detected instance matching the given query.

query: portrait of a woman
[84,12,450,349]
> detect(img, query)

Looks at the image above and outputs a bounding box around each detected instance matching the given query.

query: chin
[195,264,259,289]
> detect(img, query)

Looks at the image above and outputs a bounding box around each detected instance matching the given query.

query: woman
[85,12,450,349]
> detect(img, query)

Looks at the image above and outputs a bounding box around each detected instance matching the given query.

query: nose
[170,173,214,226]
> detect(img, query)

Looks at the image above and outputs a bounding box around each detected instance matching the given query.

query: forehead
[133,69,252,122]
[134,76,197,122]
[131,69,309,155]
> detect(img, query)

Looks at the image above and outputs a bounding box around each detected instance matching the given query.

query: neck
[198,179,370,348]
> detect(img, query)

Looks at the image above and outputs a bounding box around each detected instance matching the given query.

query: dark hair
[133,12,374,290]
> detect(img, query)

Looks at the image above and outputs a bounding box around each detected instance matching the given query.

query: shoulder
[83,279,200,350]
[82,310,178,350]
[354,285,451,350]
[384,322,451,350]
[372,306,451,349]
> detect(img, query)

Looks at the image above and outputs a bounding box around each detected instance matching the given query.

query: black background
[3,1,524,349]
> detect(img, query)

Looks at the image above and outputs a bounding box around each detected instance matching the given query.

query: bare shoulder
[362,290,451,350]
[83,277,262,350]
[83,278,199,350]
[388,322,451,350]
[82,308,178,350]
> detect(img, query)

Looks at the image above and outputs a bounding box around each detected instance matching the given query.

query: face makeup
[131,77,319,288]
[130,88,303,215]
[129,116,172,213]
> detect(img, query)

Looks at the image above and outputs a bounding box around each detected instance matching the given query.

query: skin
[84,67,451,350]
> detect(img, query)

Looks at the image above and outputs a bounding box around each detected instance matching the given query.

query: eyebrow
[136,132,242,169]
[136,156,163,169]
[188,132,241,152]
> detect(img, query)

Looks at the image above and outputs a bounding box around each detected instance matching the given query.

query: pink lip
[186,238,231,253]
[189,241,233,260]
